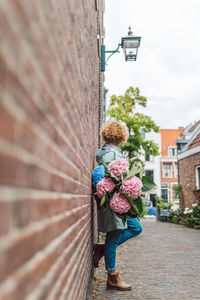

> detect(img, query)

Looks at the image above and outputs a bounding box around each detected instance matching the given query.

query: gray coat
[96,144,127,233]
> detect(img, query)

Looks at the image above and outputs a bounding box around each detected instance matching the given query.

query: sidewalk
[91,218,200,300]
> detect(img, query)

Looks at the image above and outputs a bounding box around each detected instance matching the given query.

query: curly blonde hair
[100,120,128,145]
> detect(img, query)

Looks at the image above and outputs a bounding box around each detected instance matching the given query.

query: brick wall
[179,152,200,208]
[0,1,104,299]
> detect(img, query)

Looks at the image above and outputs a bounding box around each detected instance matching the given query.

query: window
[195,165,200,188]
[145,154,150,161]
[168,147,177,157]
[174,163,178,178]
[145,170,154,181]
[161,183,168,202]
[162,163,172,178]
[172,184,179,201]
[150,194,156,207]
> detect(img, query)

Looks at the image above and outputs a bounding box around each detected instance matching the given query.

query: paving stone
[92,218,200,300]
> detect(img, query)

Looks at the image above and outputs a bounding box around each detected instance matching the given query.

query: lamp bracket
[105,43,121,54]
[101,43,121,72]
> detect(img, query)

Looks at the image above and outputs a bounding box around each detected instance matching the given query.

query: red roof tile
[187,133,200,150]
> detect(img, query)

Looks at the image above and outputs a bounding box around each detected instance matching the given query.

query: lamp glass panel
[128,49,137,55]
[122,39,140,48]
[126,50,137,61]
[123,48,137,61]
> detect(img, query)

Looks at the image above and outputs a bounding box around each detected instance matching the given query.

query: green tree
[107,86,160,158]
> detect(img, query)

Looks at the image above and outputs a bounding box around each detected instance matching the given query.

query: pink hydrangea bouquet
[94,157,156,222]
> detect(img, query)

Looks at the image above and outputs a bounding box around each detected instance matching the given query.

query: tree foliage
[107,86,160,158]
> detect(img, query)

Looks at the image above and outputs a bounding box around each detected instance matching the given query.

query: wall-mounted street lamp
[101,27,141,72]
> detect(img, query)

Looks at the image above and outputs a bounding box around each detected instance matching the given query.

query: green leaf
[142,176,156,192]
[103,163,109,168]
[129,157,145,168]
[124,164,140,180]
[120,193,144,217]
[134,196,144,215]
[130,204,139,216]
[110,172,120,182]
[100,195,106,206]
[120,192,134,204]
[122,172,128,181]
[123,214,128,224]
[106,193,111,206]
[139,168,145,179]
[105,173,112,178]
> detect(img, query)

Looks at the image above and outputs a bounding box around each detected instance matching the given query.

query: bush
[155,195,173,210]
[168,200,200,229]
[181,202,200,229]
[168,208,184,223]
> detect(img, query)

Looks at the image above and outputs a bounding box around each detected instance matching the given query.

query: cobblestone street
[92,218,200,300]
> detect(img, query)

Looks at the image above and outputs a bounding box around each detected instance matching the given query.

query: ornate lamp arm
[101,43,121,71]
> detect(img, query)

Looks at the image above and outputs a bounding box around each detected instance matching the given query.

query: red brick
[0,216,91,300]
[0,105,16,141]
[0,204,90,282]
[0,0,104,298]
[0,202,13,237]
[179,152,200,207]
[12,117,90,182]
[0,195,89,232]
[50,230,92,300]
[0,152,90,194]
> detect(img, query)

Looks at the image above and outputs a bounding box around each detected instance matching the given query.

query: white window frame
[167,146,177,157]
[174,163,178,178]
[171,183,179,201]
[161,183,169,202]
[195,165,200,189]
[145,169,154,181]
[162,163,172,178]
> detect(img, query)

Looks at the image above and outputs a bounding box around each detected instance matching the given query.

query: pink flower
[122,176,143,199]
[96,177,115,199]
[110,192,131,214]
[107,158,129,180]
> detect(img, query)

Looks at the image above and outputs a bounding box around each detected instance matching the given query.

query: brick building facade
[159,129,183,203]
[178,132,200,208]
[0,1,104,299]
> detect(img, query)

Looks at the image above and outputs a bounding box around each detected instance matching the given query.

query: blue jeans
[104,217,142,271]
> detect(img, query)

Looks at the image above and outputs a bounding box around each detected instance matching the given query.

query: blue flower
[92,165,106,187]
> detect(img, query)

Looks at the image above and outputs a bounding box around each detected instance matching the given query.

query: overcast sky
[104,0,200,129]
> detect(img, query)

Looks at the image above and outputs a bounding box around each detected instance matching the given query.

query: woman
[93,120,143,291]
